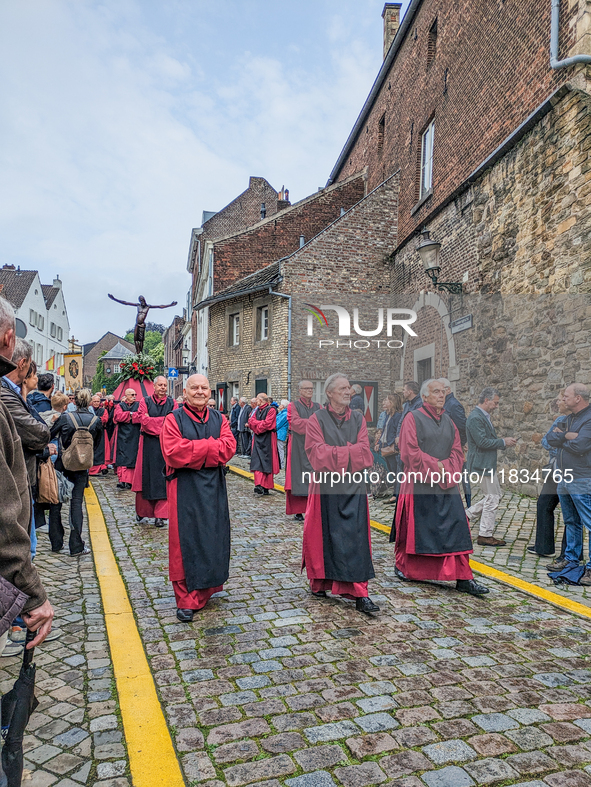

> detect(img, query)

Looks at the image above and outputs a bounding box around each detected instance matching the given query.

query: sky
[0,0,411,343]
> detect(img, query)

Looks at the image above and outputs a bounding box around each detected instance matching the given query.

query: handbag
[381,443,397,458]
[37,458,59,505]
[56,470,74,503]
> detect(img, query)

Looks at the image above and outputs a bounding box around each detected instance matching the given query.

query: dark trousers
[231,428,239,453]
[34,501,64,552]
[64,471,88,555]
[239,432,251,456]
[533,476,577,558]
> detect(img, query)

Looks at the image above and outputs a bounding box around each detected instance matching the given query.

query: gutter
[268,284,292,402]
[195,280,280,310]
[551,0,591,69]
[327,0,423,185]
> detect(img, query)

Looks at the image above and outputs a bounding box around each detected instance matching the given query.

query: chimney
[53,275,62,289]
[382,3,402,59]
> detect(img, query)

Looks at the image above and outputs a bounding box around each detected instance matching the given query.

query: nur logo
[303,303,417,349]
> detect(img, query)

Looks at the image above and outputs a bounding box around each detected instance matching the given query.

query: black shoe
[176,609,194,623]
[527,546,554,557]
[116,482,126,489]
[394,567,408,581]
[356,597,380,614]
[263,489,270,495]
[154,518,166,528]
[253,485,264,495]
[136,514,143,523]
[312,590,327,598]
[125,483,132,489]
[456,579,490,596]
[294,514,304,521]
[101,468,109,475]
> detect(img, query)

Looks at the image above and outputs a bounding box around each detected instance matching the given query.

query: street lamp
[417,229,463,294]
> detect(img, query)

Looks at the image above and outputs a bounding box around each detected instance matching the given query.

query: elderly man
[466,387,517,546]
[0,297,54,651]
[395,381,422,443]
[285,380,321,521]
[395,379,489,596]
[132,375,177,527]
[303,373,379,614]
[89,393,110,476]
[161,375,236,622]
[114,388,141,489]
[249,393,279,495]
[229,396,240,448]
[546,382,591,585]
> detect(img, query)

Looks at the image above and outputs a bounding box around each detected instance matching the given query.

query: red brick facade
[331,0,578,247]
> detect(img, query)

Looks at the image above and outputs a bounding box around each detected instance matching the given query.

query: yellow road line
[85,485,185,787]
[227,464,591,620]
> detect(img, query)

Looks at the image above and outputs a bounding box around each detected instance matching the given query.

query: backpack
[61,412,98,471]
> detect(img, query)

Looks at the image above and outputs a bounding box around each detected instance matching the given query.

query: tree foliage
[124,329,164,364]
[91,351,119,395]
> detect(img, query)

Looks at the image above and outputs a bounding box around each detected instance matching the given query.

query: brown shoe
[581,568,591,586]
[477,536,507,547]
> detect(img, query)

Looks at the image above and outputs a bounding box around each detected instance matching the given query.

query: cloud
[0,0,385,342]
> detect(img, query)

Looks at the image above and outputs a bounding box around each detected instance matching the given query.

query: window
[50,322,56,338]
[377,113,386,159]
[417,357,432,386]
[427,19,438,67]
[57,327,63,342]
[255,378,268,395]
[231,382,239,399]
[29,309,37,327]
[230,313,240,346]
[257,305,269,341]
[36,344,43,366]
[37,315,44,331]
[420,121,435,198]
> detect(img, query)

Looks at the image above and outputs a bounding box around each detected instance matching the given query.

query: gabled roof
[0,268,38,308]
[196,261,281,309]
[41,285,60,309]
[101,342,134,361]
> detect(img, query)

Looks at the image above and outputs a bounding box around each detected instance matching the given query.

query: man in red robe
[395,378,489,596]
[161,374,236,622]
[89,394,110,476]
[113,388,141,489]
[248,393,279,495]
[103,394,116,467]
[132,375,177,527]
[286,380,321,520]
[303,373,379,615]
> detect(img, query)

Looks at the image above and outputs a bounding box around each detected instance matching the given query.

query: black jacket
[0,378,51,489]
[51,408,103,472]
[230,402,241,431]
[350,394,364,412]
[546,403,591,481]
[27,391,52,413]
[443,392,467,446]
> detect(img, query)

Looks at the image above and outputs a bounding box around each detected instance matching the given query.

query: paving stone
[44,753,85,775]
[27,745,63,765]
[432,719,478,739]
[396,706,441,726]
[272,712,318,732]
[261,732,305,753]
[52,728,88,747]
[236,675,270,690]
[542,722,588,742]
[356,695,397,713]
[547,744,591,767]
[544,772,591,787]
[224,753,297,786]
[395,726,439,748]
[506,708,550,725]
[220,690,258,706]
[421,765,475,787]
[96,761,127,778]
[379,750,433,779]
[304,720,359,742]
[285,773,337,787]
[422,740,478,765]
[471,713,519,732]
[294,744,347,771]
[540,703,591,721]
[333,762,387,786]
[207,718,271,745]
[346,732,398,759]
[505,751,556,775]
[354,713,398,733]
[358,681,397,696]
[181,751,218,782]
[286,693,325,710]
[505,726,554,751]
[464,757,519,784]
[175,727,205,751]
[213,740,259,764]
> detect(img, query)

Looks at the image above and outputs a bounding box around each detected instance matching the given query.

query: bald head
[124,388,137,404]
[185,374,211,410]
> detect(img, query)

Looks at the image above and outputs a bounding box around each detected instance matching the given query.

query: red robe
[161,405,236,610]
[132,395,177,519]
[395,402,473,581]
[89,408,110,475]
[303,407,374,599]
[113,402,141,484]
[285,399,318,514]
[248,405,280,489]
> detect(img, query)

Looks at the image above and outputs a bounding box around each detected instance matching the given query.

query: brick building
[163,315,189,399]
[83,332,134,386]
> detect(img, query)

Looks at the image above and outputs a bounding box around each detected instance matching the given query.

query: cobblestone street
[88,472,591,786]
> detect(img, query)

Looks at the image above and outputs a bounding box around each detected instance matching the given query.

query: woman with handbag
[377,394,403,505]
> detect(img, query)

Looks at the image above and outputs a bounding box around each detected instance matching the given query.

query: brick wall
[83,332,134,384]
[163,316,186,398]
[212,173,366,293]
[333,0,583,246]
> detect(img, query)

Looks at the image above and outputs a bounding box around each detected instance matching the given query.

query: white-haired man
[114,388,141,489]
[303,373,379,614]
[395,378,489,596]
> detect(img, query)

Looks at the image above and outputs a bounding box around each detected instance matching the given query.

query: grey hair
[324,372,349,394]
[280,399,289,408]
[439,378,451,389]
[569,382,590,402]
[75,388,92,408]
[0,296,15,334]
[298,379,313,390]
[479,386,500,404]
[351,384,362,395]
[12,338,33,364]
[239,397,247,404]
[420,378,439,398]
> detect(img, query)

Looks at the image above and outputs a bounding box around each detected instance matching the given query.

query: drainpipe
[551,0,591,69]
[268,288,292,401]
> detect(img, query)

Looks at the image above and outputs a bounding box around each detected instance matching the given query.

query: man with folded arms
[395,378,489,596]
[113,388,141,489]
[248,393,279,495]
[160,375,235,622]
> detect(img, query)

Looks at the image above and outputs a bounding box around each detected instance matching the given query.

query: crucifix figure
[108,294,177,354]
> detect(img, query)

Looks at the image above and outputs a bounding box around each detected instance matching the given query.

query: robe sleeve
[139,398,176,435]
[399,414,463,490]
[101,409,109,425]
[249,407,276,434]
[161,412,236,470]
[289,402,311,436]
[113,404,130,424]
[305,413,372,473]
